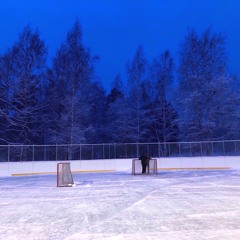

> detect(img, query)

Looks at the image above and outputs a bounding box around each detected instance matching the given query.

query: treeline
[0,20,240,145]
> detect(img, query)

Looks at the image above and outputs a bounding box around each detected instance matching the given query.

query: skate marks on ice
[1,170,240,240]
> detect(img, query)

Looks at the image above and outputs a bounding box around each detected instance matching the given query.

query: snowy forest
[0,20,240,145]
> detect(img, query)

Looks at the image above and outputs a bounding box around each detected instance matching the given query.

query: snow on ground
[1,170,240,240]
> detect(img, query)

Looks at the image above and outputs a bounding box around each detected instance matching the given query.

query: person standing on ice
[146,154,151,169]
[139,153,148,174]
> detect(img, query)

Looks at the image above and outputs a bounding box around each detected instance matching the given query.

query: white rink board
[0,156,239,176]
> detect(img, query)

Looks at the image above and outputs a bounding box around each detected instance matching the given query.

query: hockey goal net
[132,158,158,175]
[57,162,74,187]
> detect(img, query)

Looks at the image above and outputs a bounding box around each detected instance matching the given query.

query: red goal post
[132,158,158,175]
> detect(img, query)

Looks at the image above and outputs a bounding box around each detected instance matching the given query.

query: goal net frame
[132,158,158,175]
[57,162,74,187]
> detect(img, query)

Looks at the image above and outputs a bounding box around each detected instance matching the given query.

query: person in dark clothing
[146,154,151,169]
[139,153,148,174]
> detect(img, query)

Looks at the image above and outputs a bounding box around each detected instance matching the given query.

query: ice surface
[1,170,240,240]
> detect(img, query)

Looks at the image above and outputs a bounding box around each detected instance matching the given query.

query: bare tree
[126,46,148,142]
[0,52,14,143]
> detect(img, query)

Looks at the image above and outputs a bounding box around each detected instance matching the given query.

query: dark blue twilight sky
[0,0,239,92]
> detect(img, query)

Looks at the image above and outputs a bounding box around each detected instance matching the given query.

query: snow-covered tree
[177,29,236,141]
[87,81,108,143]
[106,74,132,142]
[147,51,179,143]
[45,20,97,147]
[1,26,47,144]
[0,52,13,143]
[126,46,148,142]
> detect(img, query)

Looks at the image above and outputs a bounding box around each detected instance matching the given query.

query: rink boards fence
[1,140,240,162]
[0,140,240,176]
[0,156,238,176]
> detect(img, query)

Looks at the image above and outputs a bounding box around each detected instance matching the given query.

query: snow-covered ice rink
[1,170,240,240]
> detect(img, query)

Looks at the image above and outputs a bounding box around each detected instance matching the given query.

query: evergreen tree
[87,81,108,143]
[106,74,132,142]
[139,51,179,147]
[149,51,178,143]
